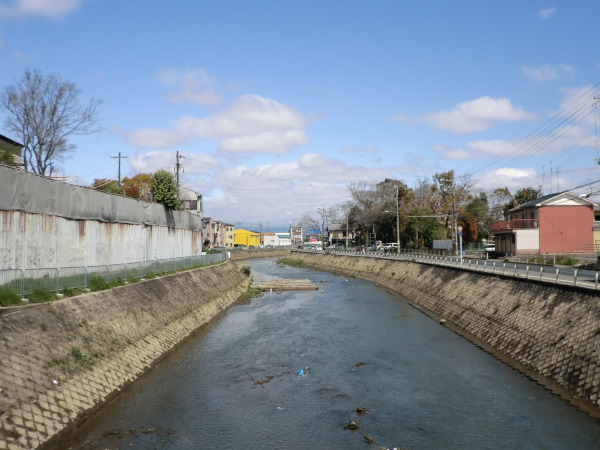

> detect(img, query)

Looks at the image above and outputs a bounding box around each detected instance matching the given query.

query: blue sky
[1,0,599,230]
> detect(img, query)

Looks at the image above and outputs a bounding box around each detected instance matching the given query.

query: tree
[151,169,180,210]
[122,173,152,201]
[1,69,102,176]
[494,186,542,219]
[91,178,123,195]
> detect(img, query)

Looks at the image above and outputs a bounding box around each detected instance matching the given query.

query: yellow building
[234,228,260,247]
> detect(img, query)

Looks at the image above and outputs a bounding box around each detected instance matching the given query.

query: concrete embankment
[0,260,250,450]
[291,251,600,417]
[228,248,290,262]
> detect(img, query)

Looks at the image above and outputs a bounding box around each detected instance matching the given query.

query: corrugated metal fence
[0,253,227,298]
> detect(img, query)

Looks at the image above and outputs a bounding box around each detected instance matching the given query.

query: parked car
[482,244,495,252]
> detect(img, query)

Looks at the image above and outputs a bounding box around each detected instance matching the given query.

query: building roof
[509,191,598,213]
[327,222,346,231]
[0,133,23,148]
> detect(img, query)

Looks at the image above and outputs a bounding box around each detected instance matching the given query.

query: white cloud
[0,0,85,18]
[394,97,536,133]
[475,168,539,191]
[537,7,557,19]
[128,150,391,223]
[123,94,311,154]
[433,144,471,160]
[468,139,512,156]
[155,68,222,106]
[522,64,575,81]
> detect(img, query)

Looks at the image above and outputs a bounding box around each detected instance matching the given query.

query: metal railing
[0,253,227,298]
[297,248,600,291]
[490,219,538,231]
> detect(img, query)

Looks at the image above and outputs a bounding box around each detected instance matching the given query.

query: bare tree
[1,70,102,176]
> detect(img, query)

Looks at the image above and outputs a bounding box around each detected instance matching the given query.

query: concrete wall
[290,251,600,417]
[0,260,250,449]
[1,210,203,269]
[515,228,539,253]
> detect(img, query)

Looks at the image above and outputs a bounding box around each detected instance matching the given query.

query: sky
[1,0,600,231]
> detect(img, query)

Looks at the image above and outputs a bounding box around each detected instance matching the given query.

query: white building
[263,232,292,247]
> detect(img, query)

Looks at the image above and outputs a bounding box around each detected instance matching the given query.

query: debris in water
[298,367,310,376]
[344,421,359,430]
[356,407,368,414]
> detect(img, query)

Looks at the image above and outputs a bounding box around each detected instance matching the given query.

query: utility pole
[346,211,349,249]
[318,205,327,249]
[111,152,128,185]
[395,184,400,250]
[175,151,182,196]
[452,189,458,256]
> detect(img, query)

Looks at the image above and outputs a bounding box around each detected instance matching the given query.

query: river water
[58,258,600,449]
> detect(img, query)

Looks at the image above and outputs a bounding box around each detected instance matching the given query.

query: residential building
[327,222,354,247]
[490,191,599,255]
[179,186,202,217]
[290,226,302,247]
[224,223,235,248]
[263,232,292,247]
[201,217,225,248]
[0,134,23,167]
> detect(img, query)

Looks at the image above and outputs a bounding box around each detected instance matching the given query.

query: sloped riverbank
[0,260,250,449]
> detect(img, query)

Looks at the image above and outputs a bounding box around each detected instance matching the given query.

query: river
[57,258,600,449]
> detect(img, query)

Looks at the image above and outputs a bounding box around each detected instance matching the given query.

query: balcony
[490,219,538,232]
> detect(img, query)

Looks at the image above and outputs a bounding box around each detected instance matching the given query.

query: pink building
[490,192,599,256]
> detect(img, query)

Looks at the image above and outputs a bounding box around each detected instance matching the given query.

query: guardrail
[0,253,228,298]
[296,248,600,291]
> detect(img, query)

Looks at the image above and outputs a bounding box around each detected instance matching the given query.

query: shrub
[60,287,85,297]
[107,277,125,288]
[241,266,251,276]
[559,257,579,266]
[0,288,22,307]
[27,289,57,303]
[88,276,109,291]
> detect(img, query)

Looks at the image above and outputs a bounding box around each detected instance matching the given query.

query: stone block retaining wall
[292,252,600,417]
[0,260,250,450]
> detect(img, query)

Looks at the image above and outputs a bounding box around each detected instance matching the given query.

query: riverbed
[57,258,600,449]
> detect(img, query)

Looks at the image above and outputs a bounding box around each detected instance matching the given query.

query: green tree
[465,192,491,240]
[151,169,180,209]
[91,178,123,195]
[494,186,541,219]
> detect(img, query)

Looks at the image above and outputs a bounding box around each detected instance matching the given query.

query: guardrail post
[502,262,506,275]
[596,272,599,290]
[574,269,578,287]
[526,265,530,279]
[19,269,24,298]
[539,266,543,281]
[555,268,559,284]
